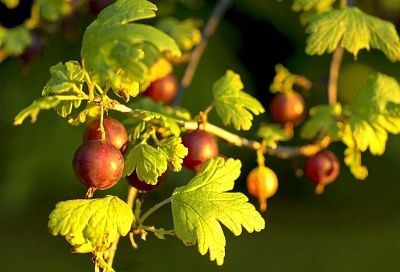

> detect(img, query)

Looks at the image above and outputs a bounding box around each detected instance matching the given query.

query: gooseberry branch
[106,0,232,268]
[328,0,347,105]
[113,102,331,159]
[328,46,344,105]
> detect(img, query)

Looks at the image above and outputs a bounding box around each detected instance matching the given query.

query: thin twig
[172,0,232,107]
[184,121,331,158]
[106,186,138,268]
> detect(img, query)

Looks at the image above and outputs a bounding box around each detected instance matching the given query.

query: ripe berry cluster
[244,90,341,210]
[71,73,187,196]
[73,117,127,197]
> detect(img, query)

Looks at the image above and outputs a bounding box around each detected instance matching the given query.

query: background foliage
[1,0,400,271]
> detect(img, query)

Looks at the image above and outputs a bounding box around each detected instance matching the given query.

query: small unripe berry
[72,140,124,197]
[270,91,305,125]
[305,150,339,194]
[83,117,128,152]
[182,130,219,171]
[246,166,278,212]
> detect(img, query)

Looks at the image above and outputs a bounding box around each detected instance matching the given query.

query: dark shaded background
[1,0,400,271]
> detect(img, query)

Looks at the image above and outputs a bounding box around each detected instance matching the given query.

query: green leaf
[340,123,368,180]
[306,7,400,61]
[124,143,168,184]
[300,104,342,140]
[292,0,335,12]
[270,64,311,93]
[14,61,89,124]
[48,195,134,253]
[156,17,202,51]
[129,121,148,142]
[213,70,265,131]
[125,98,190,141]
[257,124,289,148]
[14,97,60,125]
[0,26,32,56]
[81,0,181,95]
[131,109,183,136]
[350,73,400,155]
[172,157,265,265]
[36,0,72,22]
[130,97,191,121]
[1,0,19,8]
[160,136,188,172]
[14,95,87,125]
[68,102,100,125]
[42,61,85,96]
[344,146,368,180]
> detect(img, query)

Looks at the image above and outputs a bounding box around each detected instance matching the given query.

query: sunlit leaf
[306,7,400,61]
[257,124,289,148]
[213,70,264,131]
[123,143,168,184]
[350,73,400,155]
[160,136,188,171]
[1,0,19,9]
[81,0,181,98]
[157,17,202,51]
[48,196,134,252]
[172,158,265,265]
[301,104,342,140]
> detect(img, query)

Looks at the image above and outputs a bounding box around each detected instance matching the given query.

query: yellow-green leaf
[292,0,335,12]
[157,17,202,51]
[81,0,181,97]
[257,124,289,148]
[270,64,311,93]
[344,146,368,180]
[301,104,342,140]
[131,108,182,136]
[1,0,19,8]
[42,61,85,96]
[172,158,265,265]
[350,73,400,155]
[14,97,60,125]
[123,143,168,184]
[306,7,400,61]
[160,136,188,172]
[213,70,265,131]
[48,196,134,253]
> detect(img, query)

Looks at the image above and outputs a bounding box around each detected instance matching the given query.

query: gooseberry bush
[7,0,400,270]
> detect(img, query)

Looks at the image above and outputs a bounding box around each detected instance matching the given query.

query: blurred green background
[2,0,400,271]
